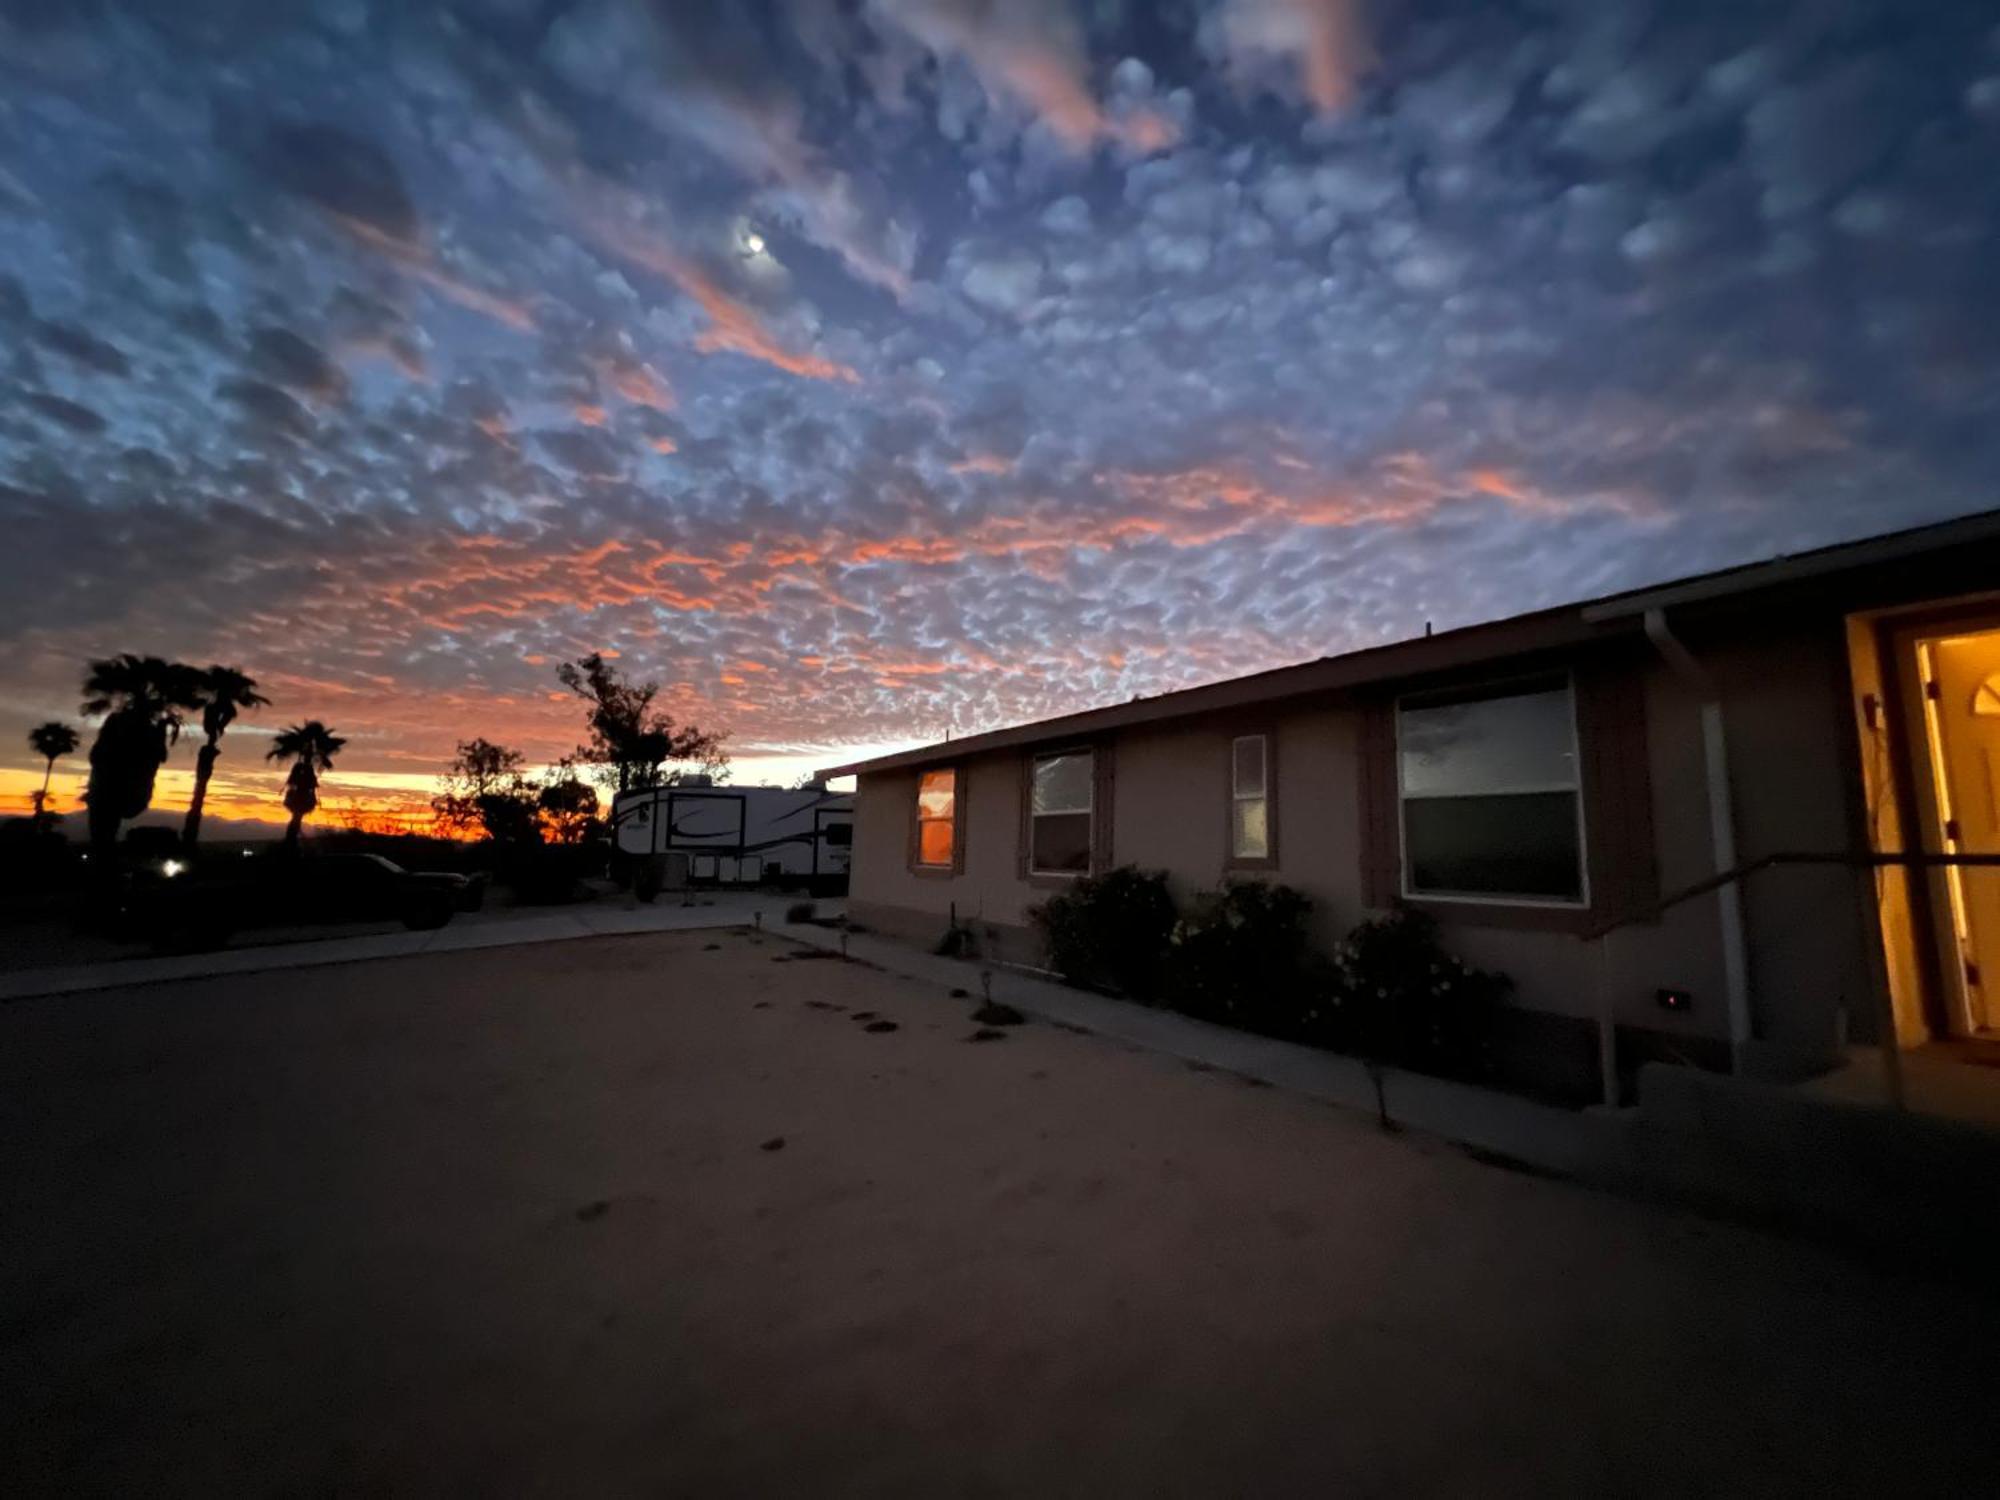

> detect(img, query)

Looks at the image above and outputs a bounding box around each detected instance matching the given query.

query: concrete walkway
[0,893,831,1003]
[773,915,1632,1183]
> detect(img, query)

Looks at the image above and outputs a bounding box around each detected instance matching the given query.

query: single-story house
[822,509,2000,1102]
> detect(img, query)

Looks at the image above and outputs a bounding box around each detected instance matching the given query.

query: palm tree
[80,655,204,854]
[266,721,345,849]
[182,666,270,847]
[27,721,80,828]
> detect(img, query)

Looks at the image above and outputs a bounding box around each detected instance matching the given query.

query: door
[1921,629,2000,1034]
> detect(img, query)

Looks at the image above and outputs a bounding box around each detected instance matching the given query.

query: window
[1230,735,1270,861]
[915,769,956,867]
[1030,751,1093,874]
[1397,676,1585,904]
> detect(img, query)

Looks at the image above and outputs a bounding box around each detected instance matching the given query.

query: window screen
[1231,735,1269,860]
[1030,751,1093,874]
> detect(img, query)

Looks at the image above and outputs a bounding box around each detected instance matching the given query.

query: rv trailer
[611,781,852,896]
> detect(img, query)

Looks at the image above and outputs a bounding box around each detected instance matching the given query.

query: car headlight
[162,859,185,878]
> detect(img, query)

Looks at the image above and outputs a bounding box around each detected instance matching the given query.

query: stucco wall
[850,618,1874,1074]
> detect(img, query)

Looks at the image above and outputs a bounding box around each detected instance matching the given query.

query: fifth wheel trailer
[611,783,853,895]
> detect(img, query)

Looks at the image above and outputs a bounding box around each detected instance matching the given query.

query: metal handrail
[1580,848,2000,1112]
[1581,850,2000,943]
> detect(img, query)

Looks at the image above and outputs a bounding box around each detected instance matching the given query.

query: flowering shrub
[1029,873,1512,1088]
[1029,866,1177,999]
[1165,880,1330,1037]
[1330,905,1512,1080]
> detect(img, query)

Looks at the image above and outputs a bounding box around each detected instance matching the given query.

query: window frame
[1224,730,1279,871]
[1394,671,1590,910]
[906,763,966,877]
[1018,743,1113,884]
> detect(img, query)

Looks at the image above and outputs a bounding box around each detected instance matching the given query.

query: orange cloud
[579,211,859,384]
[603,358,676,412]
[1218,0,1376,115]
[949,452,1012,475]
[876,0,1177,153]
[329,213,537,332]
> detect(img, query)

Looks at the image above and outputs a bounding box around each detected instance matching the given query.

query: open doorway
[1913,627,2000,1038]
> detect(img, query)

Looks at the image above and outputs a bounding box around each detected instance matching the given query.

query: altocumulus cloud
[1,0,1998,813]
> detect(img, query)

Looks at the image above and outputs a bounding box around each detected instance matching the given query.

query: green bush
[1030,873,1514,1091]
[1165,880,1331,1038]
[1029,866,1176,999]
[505,842,596,905]
[1330,905,1512,1080]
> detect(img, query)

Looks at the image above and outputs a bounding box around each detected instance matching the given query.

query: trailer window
[915,770,957,867]
[823,822,852,847]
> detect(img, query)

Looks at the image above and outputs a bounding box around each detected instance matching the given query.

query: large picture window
[1397,676,1585,904]
[1230,735,1270,861]
[1030,751,1093,874]
[915,769,957,868]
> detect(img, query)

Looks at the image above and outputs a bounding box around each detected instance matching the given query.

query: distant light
[162,859,186,878]
[242,849,253,857]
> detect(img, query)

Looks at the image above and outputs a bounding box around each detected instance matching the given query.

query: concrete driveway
[3,930,1995,1495]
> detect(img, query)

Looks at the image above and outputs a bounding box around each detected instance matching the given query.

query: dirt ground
[3,931,1996,1496]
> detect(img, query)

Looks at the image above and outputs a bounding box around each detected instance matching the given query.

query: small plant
[1330,905,1511,1082]
[1028,866,1176,999]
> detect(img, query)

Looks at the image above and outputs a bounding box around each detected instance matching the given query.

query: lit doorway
[1912,626,2000,1038]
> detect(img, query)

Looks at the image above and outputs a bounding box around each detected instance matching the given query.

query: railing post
[1851,862,1907,1112]
[1701,703,1754,1072]
[1595,939,1619,1108]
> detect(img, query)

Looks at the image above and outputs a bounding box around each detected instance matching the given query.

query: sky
[3,0,1999,831]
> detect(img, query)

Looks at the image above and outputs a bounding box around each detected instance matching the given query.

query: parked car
[138,852,486,952]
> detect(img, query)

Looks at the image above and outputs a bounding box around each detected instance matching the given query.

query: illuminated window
[1975,672,2000,716]
[1231,735,1270,860]
[1030,751,1093,875]
[1398,676,1585,904]
[915,769,957,867]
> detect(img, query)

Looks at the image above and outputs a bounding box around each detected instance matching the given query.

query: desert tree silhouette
[537,759,600,845]
[27,720,81,827]
[556,651,726,793]
[183,666,270,847]
[431,737,538,845]
[80,654,203,854]
[266,720,346,849]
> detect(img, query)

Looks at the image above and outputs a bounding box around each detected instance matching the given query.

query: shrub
[506,842,597,904]
[1330,905,1512,1080]
[1028,866,1176,999]
[1165,880,1330,1038]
